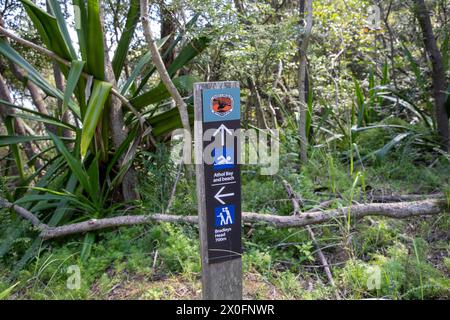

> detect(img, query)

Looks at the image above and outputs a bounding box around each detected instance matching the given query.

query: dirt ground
[95,272,284,300]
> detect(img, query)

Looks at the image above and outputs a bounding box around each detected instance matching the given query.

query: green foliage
[270,271,304,299]
[0,282,20,300]
[245,225,314,273]
[155,224,201,275]
[337,242,449,299]
[0,0,209,270]
[112,0,140,79]
[444,257,450,273]
[120,36,170,96]
[0,41,75,111]
[0,134,60,146]
[352,220,397,257]
[80,80,112,159]
[4,117,25,181]
[20,0,73,60]
[86,0,105,80]
[63,60,85,111]
[0,145,448,299]
[130,75,198,109]
[139,144,178,213]
[0,222,201,299]
[167,37,211,77]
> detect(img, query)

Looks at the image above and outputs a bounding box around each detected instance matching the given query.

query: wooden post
[194,81,242,300]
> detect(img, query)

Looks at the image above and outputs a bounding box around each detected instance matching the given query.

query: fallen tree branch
[165,163,183,213]
[0,197,446,240]
[313,191,444,204]
[367,193,444,203]
[281,179,338,295]
[41,214,198,240]
[304,193,445,212]
[0,198,44,229]
[243,199,446,227]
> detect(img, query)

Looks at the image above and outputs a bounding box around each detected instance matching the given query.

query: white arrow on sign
[213,124,233,146]
[214,186,235,205]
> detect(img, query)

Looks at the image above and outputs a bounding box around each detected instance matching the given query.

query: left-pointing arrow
[214,186,235,204]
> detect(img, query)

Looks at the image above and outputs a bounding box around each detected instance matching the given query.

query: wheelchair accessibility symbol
[215,205,235,226]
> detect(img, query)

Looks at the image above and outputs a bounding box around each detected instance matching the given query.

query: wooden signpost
[194,81,242,300]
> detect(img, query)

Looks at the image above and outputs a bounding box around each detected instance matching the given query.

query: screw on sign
[194,82,242,300]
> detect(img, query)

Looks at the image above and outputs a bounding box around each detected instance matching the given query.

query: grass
[0,146,448,300]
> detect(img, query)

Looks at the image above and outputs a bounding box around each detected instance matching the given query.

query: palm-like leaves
[0,0,208,267]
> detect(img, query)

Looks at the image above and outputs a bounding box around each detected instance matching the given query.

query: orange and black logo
[211,95,233,117]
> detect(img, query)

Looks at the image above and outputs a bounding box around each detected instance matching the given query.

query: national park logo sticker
[210,94,233,117]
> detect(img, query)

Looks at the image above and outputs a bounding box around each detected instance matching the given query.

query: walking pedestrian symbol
[215,205,235,226]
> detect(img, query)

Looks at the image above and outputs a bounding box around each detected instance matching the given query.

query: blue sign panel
[214,205,235,227]
[213,146,235,170]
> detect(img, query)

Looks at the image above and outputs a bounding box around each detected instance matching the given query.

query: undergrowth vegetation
[1,146,448,300]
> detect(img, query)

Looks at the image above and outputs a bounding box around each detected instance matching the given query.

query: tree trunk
[52,63,73,140]
[281,179,339,295]
[233,0,245,13]
[0,72,38,164]
[298,0,313,164]
[140,0,191,135]
[159,1,175,68]
[379,0,397,89]
[269,59,284,127]
[46,0,71,142]
[100,9,140,201]
[248,77,268,129]
[414,0,449,151]
[8,63,57,135]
